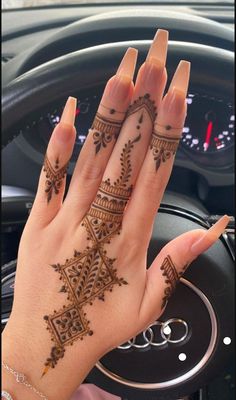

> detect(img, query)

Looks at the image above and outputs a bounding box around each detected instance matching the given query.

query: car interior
[1,1,235,399]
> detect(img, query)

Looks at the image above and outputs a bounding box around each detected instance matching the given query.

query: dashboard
[15,89,234,170]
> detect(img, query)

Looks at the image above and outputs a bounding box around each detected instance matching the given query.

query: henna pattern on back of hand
[43,93,158,375]
[43,155,68,203]
[43,134,141,376]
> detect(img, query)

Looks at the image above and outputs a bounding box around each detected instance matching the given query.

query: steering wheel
[2,11,235,400]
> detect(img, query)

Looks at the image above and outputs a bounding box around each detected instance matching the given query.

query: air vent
[2,54,14,64]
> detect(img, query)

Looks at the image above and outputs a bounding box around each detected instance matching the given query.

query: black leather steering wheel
[1,12,235,399]
[2,9,234,87]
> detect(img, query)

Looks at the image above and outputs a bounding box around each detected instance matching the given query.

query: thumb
[139,215,230,326]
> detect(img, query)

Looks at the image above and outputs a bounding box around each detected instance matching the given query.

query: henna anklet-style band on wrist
[2,362,48,400]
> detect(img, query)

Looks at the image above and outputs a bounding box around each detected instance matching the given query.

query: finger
[62,48,138,220]
[124,60,190,243]
[101,29,168,199]
[139,215,230,326]
[83,30,168,235]
[30,97,77,226]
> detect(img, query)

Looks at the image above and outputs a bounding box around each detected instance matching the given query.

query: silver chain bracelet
[2,361,49,400]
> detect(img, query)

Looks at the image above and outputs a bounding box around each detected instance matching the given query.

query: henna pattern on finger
[100,104,127,115]
[160,256,190,309]
[150,127,180,172]
[43,155,68,203]
[43,135,140,376]
[91,112,123,154]
[126,93,157,124]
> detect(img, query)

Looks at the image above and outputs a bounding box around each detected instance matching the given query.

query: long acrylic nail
[60,96,77,126]
[165,87,185,114]
[140,60,164,92]
[191,215,230,256]
[168,60,191,97]
[116,47,138,79]
[146,29,169,67]
[105,47,138,102]
[105,75,131,103]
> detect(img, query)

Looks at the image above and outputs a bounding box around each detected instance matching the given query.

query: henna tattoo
[150,130,180,172]
[43,155,68,203]
[160,255,179,309]
[160,256,190,309]
[43,135,140,375]
[113,134,141,189]
[91,112,123,154]
[92,94,156,155]
[126,93,157,124]
[100,104,127,115]
[155,123,183,132]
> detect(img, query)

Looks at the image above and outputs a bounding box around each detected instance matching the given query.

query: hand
[2,29,229,400]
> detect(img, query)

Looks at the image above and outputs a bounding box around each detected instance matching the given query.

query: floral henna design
[43,155,68,203]
[91,112,123,154]
[150,125,181,172]
[43,135,140,375]
[160,256,190,309]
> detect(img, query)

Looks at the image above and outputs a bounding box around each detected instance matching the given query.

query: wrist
[2,318,102,400]
[2,367,41,400]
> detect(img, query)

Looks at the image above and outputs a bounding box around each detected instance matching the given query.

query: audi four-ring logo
[118,318,189,349]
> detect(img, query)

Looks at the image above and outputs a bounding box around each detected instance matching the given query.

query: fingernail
[164,87,186,115]
[104,75,131,102]
[60,96,77,126]
[168,60,191,97]
[116,47,138,80]
[104,47,138,102]
[191,215,230,256]
[146,29,169,67]
[140,59,164,91]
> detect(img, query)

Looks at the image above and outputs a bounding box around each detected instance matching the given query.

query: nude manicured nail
[156,60,191,126]
[139,30,168,91]
[191,215,230,256]
[60,96,77,126]
[140,61,164,92]
[105,48,138,102]
[107,75,132,102]
[164,87,186,115]
[146,29,169,67]
[168,60,191,97]
[116,47,138,79]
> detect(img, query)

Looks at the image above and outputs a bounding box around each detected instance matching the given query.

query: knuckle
[79,161,104,183]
